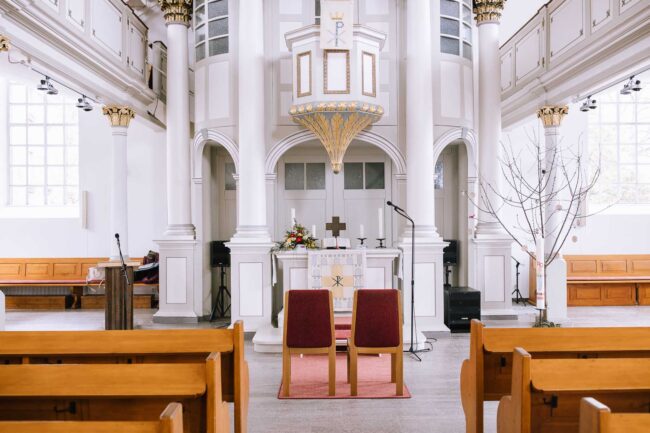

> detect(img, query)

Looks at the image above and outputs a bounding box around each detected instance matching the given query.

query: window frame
[194,0,229,62]
[440,0,473,61]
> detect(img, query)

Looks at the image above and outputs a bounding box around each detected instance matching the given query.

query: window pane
[66,147,79,165]
[9,84,27,103]
[64,104,78,124]
[441,17,460,36]
[435,160,444,189]
[28,147,45,165]
[47,187,64,206]
[441,37,460,55]
[10,146,27,165]
[619,104,635,123]
[463,5,472,23]
[619,164,636,183]
[10,126,27,144]
[10,167,27,185]
[195,5,206,26]
[208,0,228,17]
[27,186,45,205]
[47,126,64,145]
[10,105,26,123]
[28,126,45,145]
[344,163,363,189]
[195,23,206,44]
[441,0,459,17]
[47,105,64,123]
[463,42,473,60]
[48,167,65,185]
[285,163,305,190]
[306,163,326,190]
[65,169,79,185]
[225,162,236,190]
[28,88,45,104]
[65,126,79,145]
[600,103,617,123]
[209,18,228,38]
[10,187,27,206]
[28,167,45,185]
[462,24,472,42]
[65,187,79,205]
[28,105,45,123]
[209,37,228,56]
[196,43,206,62]
[365,163,385,189]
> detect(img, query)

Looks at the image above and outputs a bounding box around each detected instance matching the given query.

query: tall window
[315,0,321,24]
[440,0,473,60]
[7,82,79,208]
[194,0,229,62]
[588,72,650,209]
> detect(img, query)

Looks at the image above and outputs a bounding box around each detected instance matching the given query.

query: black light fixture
[75,95,93,111]
[621,76,642,95]
[37,76,58,95]
[580,96,597,112]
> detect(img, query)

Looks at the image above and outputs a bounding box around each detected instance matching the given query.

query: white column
[472,2,514,316]
[154,1,198,323]
[102,105,134,260]
[228,0,274,332]
[399,0,446,334]
[538,105,569,322]
[0,35,7,330]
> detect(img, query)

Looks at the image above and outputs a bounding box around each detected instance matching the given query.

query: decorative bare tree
[471,126,601,326]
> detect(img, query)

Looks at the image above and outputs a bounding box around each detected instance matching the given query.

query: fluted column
[159,0,194,238]
[474,0,506,235]
[102,105,135,260]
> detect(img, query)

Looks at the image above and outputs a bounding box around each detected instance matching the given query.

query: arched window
[440,0,473,60]
[194,0,229,62]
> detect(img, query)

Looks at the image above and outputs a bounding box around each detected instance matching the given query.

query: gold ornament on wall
[0,35,9,52]
[290,102,383,173]
[102,105,136,128]
[158,0,192,26]
[537,105,569,127]
[473,0,506,24]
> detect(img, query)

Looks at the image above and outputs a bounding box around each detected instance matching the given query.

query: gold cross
[325,216,347,237]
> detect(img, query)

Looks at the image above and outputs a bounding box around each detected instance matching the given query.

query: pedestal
[472,237,515,318]
[546,258,568,322]
[154,238,199,323]
[98,261,139,330]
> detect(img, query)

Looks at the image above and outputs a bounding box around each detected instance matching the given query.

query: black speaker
[444,286,480,333]
[210,241,231,268]
[443,239,459,265]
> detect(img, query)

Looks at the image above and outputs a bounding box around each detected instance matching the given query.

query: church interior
[1,0,650,432]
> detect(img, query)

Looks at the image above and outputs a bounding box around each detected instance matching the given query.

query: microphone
[114,233,120,240]
[386,201,405,213]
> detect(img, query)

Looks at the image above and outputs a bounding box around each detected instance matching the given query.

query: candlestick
[291,208,296,225]
[376,238,386,249]
[357,237,367,248]
[359,224,364,238]
[535,237,545,310]
[378,208,384,238]
[311,224,317,238]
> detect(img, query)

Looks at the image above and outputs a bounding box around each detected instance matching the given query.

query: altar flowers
[277,222,318,250]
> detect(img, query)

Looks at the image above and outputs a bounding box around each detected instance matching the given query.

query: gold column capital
[537,105,569,127]
[0,35,9,52]
[158,0,192,26]
[102,105,136,127]
[473,0,506,25]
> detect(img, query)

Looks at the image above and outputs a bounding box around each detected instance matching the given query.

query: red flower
[296,237,303,243]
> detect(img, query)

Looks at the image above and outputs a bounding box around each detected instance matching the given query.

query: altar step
[252,324,433,353]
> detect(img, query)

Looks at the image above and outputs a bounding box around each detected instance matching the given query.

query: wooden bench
[0,402,184,433]
[529,255,650,306]
[496,348,650,433]
[0,257,157,309]
[0,322,249,433]
[579,398,650,433]
[460,320,650,433]
[0,354,228,433]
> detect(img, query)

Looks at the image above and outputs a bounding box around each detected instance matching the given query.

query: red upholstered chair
[347,289,403,396]
[282,289,336,397]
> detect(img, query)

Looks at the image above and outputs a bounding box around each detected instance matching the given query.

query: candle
[378,208,384,238]
[359,224,364,238]
[311,224,316,238]
[535,237,545,310]
[291,208,296,225]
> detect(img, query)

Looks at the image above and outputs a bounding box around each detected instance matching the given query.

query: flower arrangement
[277,222,318,250]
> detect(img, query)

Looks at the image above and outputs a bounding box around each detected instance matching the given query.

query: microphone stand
[115,234,130,328]
[388,203,424,362]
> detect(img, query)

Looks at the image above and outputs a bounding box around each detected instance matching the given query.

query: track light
[621,76,642,95]
[37,76,58,95]
[36,78,49,91]
[75,95,93,111]
[580,96,597,112]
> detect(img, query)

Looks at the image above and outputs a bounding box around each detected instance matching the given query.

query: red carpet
[277,352,411,399]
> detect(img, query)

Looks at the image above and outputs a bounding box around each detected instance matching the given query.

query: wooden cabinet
[568,283,636,306]
[91,0,123,59]
[128,21,146,77]
[639,284,650,306]
[66,0,85,30]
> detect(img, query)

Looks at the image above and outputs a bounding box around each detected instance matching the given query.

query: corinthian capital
[537,105,569,127]
[473,0,506,25]
[158,0,193,26]
[102,105,136,128]
[0,35,9,52]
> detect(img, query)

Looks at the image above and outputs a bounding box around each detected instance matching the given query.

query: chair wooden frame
[347,290,403,397]
[282,290,336,397]
[0,402,184,433]
[579,397,650,433]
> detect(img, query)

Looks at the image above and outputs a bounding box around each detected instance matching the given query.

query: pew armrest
[460,358,477,433]
[497,395,514,433]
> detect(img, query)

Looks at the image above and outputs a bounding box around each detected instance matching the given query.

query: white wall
[500,0,547,45]
[0,110,167,259]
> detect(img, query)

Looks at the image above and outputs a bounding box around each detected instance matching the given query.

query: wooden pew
[579,398,650,433]
[0,323,249,433]
[0,355,228,433]
[0,402,184,433]
[496,348,650,433]
[460,320,650,433]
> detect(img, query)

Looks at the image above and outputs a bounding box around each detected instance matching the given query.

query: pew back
[579,398,650,433]
[460,320,650,433]
[497,348,650,433]
[0,323,249,433]
[0,402,184,433]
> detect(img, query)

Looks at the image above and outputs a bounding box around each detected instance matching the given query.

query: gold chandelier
[290,101,383,174]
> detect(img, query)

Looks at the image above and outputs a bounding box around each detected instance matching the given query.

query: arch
[192,128,239,179]
[432,127,478,177]
[265,129,407,175]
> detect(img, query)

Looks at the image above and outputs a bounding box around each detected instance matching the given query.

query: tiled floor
[4,304,650,433]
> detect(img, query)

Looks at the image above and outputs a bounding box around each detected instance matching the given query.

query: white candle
[291,208,296,225]
[359,224,364,238]
[311,224,316,238]
[535,237,545,310]
[378,208,384,238]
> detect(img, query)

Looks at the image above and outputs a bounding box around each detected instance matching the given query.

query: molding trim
[102,105,135,127]
[265,129,406,175]
[193,128,240,178]
[432,127,478,178]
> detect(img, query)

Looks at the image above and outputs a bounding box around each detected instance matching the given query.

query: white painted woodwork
[109,126,129,261]
[239,263,264,316]
[549,0,585,60]
[166,257,188,304]
[514,24,543,84]
[483,256,505,302]
[91,0,123,59]
[128,22,146,77]
[590,0,613,32]
[500,49,513,91]
[66,0,85,30]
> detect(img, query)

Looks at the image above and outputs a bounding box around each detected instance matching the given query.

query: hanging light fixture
[580,96,597,112]
[37,76,58,95]
[75,95,93,111]
[620,76,641,95]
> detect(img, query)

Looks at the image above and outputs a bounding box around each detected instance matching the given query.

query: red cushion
[354,289,400,348]
[286,290,333,348]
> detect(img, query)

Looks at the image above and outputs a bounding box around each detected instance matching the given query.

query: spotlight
[580,96,597,112]
[632,78,642,92]
[75,95,93,111]
[588,97,597,109]
[46,82,58,95]
[580,101,590,112]
[36,78,49,91]
[620,76,641,95]
[37,76,58,95]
